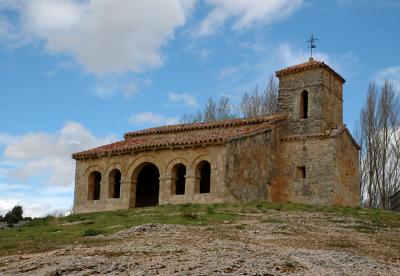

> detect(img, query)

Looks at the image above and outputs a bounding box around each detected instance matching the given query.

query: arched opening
[171,164,186,195]
[88,171,101,201]
[300,90,308,119]
[135,163,160,207]
[195,161,211,194]
[108,169,121,199]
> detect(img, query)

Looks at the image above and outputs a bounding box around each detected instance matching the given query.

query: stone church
[72,59,360,214]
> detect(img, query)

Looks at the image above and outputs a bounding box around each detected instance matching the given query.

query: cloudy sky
[0,0,399,217]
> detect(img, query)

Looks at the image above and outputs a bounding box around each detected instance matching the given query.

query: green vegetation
[0,202,399,257]
[1,206,24,226]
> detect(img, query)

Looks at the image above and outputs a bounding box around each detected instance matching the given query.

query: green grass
[0,202,399,257]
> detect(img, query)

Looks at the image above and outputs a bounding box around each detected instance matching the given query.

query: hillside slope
[0,203,399,275]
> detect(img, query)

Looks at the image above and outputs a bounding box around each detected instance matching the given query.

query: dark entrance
[199,161,211,194]
[135,164,160,207]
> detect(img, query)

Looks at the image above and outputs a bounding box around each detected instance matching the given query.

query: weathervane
[306,35,318,60]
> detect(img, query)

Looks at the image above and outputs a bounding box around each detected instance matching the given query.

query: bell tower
[275,58,345,135]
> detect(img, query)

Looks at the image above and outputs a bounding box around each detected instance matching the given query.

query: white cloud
[1,0,195,75]
[2,121,116,187]
[218,65,241,80]
[129,112,179,127]
[375,66,400,88]
[0,133,15,145]
[0,195,71,218]
[94,77,151,99]
[197,0,303,36]
[168,92,198,108]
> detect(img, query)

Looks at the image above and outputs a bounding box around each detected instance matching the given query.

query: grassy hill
[1,202,399,257]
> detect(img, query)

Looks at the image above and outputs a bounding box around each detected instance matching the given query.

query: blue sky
[0,0,399,217]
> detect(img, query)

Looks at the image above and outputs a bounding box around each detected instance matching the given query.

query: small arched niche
[171,163,186,195]
[108,169,122,199]
[300,90,309,119]
[88,171,101,201]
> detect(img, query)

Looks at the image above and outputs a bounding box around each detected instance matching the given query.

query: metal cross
[306,35,318,59]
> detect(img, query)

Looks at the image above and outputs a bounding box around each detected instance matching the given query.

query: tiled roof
[275,59,345,83]
[72,113,286,160]
[124,114,285,138]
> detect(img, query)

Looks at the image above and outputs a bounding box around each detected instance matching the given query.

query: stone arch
[190,154,212,172]
[300,90,309,119]
[83,165,105,179]
[83,165,105,201]
[127,155,164,180]
[165,157,189,173]
[171,163,186,195]
[108,169,122,199]
[88,171,102,201]
[132,162,160,207]
[105,163,124,199]
[191,155,212,194]
[127,155,164,208]
[195,160,211,194]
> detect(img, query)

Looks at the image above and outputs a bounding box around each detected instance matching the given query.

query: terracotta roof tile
[275,59,345,83]
[72,113,286,160]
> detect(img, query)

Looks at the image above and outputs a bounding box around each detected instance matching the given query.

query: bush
[4,206,24,224]
[83,229,104,237]
[6,213,19,225]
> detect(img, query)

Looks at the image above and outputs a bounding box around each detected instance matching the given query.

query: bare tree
[182,75,278,123]
[240,75,278,118]
[357,80,400,209]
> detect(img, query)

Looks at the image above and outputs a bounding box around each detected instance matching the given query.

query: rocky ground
[0,210,399,275]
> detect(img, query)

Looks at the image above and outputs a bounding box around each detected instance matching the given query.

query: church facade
[72,59,360,214]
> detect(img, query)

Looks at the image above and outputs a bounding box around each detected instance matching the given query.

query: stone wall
[277,68,343,135]
[73,145,227,213]
[224,129,274,202]
[270,136,337,205]
[334,130,360,206]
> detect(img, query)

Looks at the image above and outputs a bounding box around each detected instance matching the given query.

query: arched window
[300,90,308,119]
[195,161,211,194]
[88,171,101,200]
[171,164,186,195]
[108,169,121,199]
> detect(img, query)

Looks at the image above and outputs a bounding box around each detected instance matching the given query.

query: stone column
[121,180,134,208]
[159,174,171,205]
[100,179,108,202]
[184,170,198,201]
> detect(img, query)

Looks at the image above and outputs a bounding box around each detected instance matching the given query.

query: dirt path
[1,211,399,275]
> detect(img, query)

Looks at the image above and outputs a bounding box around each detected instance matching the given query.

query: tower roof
[275,59,345,83]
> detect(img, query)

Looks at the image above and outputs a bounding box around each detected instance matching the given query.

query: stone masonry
[72,59,360,213]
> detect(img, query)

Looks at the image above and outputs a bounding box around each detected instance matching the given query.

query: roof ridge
[124,113,286,138]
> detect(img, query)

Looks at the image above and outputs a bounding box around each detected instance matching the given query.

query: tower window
[300,90,308,119]
[296,166,306,179]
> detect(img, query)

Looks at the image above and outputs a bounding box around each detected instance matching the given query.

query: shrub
[83,229,104,237]
[182,212,198,220]
[4,206,24,225]
[6,213,19,225]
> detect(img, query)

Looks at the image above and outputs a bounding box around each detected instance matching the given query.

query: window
[300,90,308,119]
[171,164,186,195]
[108,169,121,199]
[88,171,101,200]
[195,161,211,194]
[296,166,306,179]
